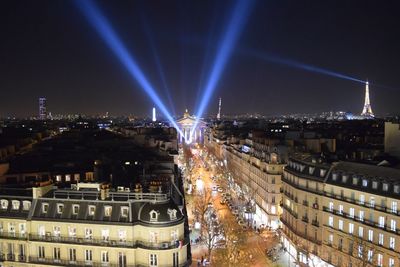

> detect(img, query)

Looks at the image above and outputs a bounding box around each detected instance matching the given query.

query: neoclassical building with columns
[176,110,206,144]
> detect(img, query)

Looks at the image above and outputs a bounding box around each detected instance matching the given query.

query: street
[179,146,278,267]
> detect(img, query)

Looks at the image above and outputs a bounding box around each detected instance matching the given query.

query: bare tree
[193,188,212,228]
[348,236,378,267]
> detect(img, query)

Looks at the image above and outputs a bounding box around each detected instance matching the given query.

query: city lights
[75,0,183,136]
[191,0,256,135]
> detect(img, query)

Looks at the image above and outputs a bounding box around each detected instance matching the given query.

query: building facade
[0,183,190,267]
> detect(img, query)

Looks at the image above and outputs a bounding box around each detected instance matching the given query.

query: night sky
[1,0,399,118]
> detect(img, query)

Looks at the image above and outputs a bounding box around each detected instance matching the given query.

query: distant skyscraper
[361,81,374,117]
[152,107,156,122]
[217,97,222,120]
[38,97,47,120]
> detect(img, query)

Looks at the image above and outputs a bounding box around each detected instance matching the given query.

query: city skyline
[1,1,400,118]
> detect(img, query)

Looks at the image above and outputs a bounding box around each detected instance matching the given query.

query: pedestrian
[197,259,201,267]
[201,256,204,263]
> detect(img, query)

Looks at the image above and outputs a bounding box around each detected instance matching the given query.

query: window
[349,208,355,218]
[68,227,76,238]
[104,206,112,217]
[69,248,76,262]
[22,201,31,211]
[102,229,109,242]
[368,230,373,241]
[328,216,333,227]
[329,202,333,212]
[85,249,92,262]
[88,205,96,216]
[360,195,365,205]
[0,199,8,209]
[349,223,354,234]
[339,205,343,215]
[392,201,398,214]
[359,210,364,222]
[328,234,333,244]
[11,200,20,210]
[358,226,364,238]
[72,204,79,215]
[56,175,62,182]
[391,219,396,231]
[367,250,373,262]
[8,222,16,236]
[168,209,177,220]
[369,197,375,208]
[53,226,61,237]
[389,236,395,249]
[379,216,385,228]
[53,247,61,261]
[378,233,384,245]
[19,223,26,236]
[332,173,338,181]
[150,232,159,243]
[372,181,378,189]
[118,230,127,242]
[121,206,129,218]
[383,183,389,191]
[358,245,363,258]
[57,204,64,214]
[150,210,159,222]
[173,252,179,267]
[39,246,45,259]
[42,203,49,213]
[352,176,358,185]
[85,228,93,240]
[118,252,127,267]
[377,253,383,267]
[389,258,395,267]
[65,174,71,182]
[171,229,178,241]
[362,179,368,187]
[338,220,343,231]
[101,251,109,263]
[394,185,400,194]
[149,254,158,267]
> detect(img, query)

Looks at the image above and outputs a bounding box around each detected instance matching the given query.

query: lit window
[359,210,364,221]
[339,205,343,215]
[329,202,333,212]
[392,201,398,214]
[328,234,333,244]
[378,233,384,245]
[11,200,20,210]
[349,208,355,218]
[389,236,395,249]
[368,230,373,241]
[391,219,397,231]
[65,175,71,182]
[349,223,354,234]
[394,185,400,194]
[150,210,159,222]
[379,216,385,228]
[372,181,378,189]
[362,179,368,187]
[360,195,365,205]
[88,205,96,216]
[104,206,112,217]
[56,175,62,182]
[358,245,363,258]
[121,206,129,218]
[367,250,373,262]
[0,199,8,209]
[369,197,375,208]
[42,203,49,213]
[22,201,31,211]
[351,176,357,185]
[328,216,333,227]
[359,226,364,238]
[389,258,395,267]
[72,204,79,215]
[383,183,389,191]
[338,220,343,230]
[167,208,177,220]
[57,204,64,214]
[377,254,383,267]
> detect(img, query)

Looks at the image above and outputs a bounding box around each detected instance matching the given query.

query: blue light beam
[243,49,365,84]
[140,13,176,117]
[191,0,255,136]
[75,0,183,135]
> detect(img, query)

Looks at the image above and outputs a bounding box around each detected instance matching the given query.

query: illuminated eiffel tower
[361,81,374,117]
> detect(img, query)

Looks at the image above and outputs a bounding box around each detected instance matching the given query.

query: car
[212,186,217,191]
[242,225,248,230]
[217,188,223,193]
[232,209,239,216]
[207,202,213,208]
[220,199,226,205]
[237,219,245,226]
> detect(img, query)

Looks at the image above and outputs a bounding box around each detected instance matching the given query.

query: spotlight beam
[192,0,255,134]
[75,0,183,135]
[140,13,176,116]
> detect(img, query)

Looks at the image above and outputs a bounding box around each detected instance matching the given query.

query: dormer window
[0,199,8,210]
[88,205,96,216]
[121,206,129,218]
[11,200,20,210]
[309,167,315,175]
[57,204,64,214]
[362,179,368,187]
[394,185,400,194]
[372,181,378,190]
[332,173,338,181]
[104,206,112,217]
[42,203,49,213]
[352,176,358,185]
[320,169,326,177]
[168,208,177,220]
[149,210,159,222]
[22,201,31,211]
[383,183,389,192]
[72,204,79,215]
[56,175,62,182]
[300,165,305,172]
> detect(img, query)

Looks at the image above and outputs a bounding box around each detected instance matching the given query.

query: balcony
[311,220,320,227]
[0,232,27,240]
[18,254,26,262]
[302,200,309,207]
[7,253,15,261]
[301,216,309,223]
[29,234,189,250]
[312,203,319,209]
